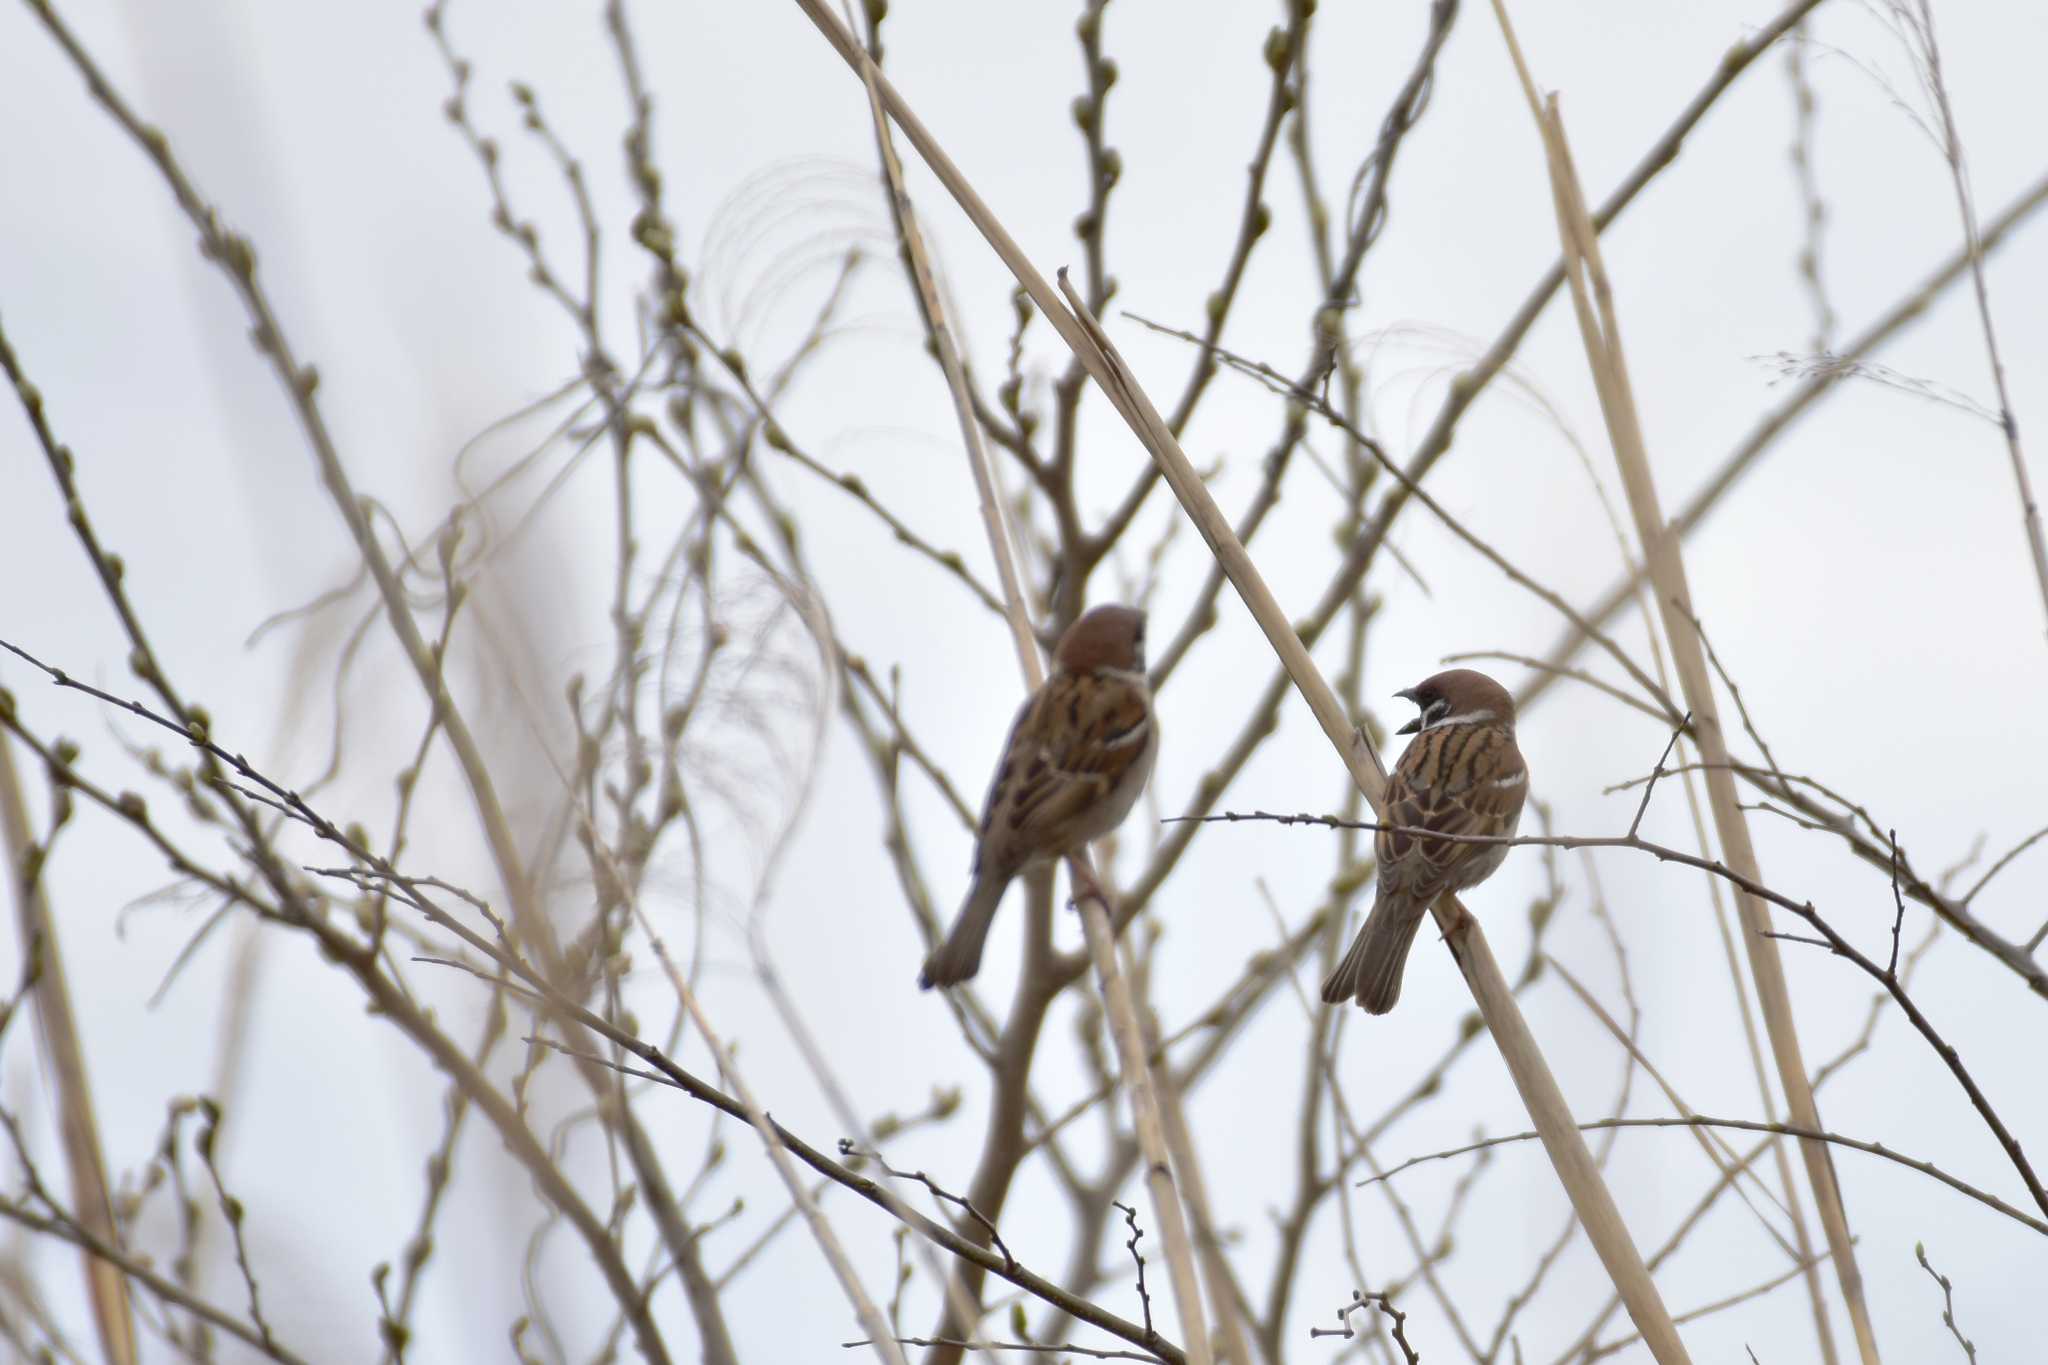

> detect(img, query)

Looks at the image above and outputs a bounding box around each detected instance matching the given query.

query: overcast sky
[2,1,2046,1361]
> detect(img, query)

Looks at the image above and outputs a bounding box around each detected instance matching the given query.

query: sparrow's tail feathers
[1320,894,1427,1014]
[919,875,1007,989]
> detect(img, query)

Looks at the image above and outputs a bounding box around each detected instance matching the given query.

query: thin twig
[1109,1201,1156,1343]
[1897,0,2048,641]
[1123,311,1676,725]
[839,1142,1016,1276]
[1362,1116,2045,1238]
[1627,717,1691,838]
[1546,957,1797,1256]
[4,638,1176,1360]
[1913,1242,1977,1362]
[1886,831,1907,980]
[842,1338,1164,1363]
[1187,804,2048,1219]
[1785,26,1835,353]
[1961,821,2048,907]
[1525,166,2048,718]
[1305,1290,1420,1365]
[1586,1249,1835,1361]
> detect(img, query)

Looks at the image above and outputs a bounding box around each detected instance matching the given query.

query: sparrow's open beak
[1394,687,1422,735]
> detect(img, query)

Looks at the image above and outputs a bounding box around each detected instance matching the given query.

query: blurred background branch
[0,0,2042,1360]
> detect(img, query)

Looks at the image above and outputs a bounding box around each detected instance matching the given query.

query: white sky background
[2,0,2046,1362]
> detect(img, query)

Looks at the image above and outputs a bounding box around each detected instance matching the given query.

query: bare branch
[1363,1115,2046,1238]
[1914,1242,1978,1363]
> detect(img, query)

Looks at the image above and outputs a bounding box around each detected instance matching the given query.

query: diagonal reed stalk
[0,733,138,1365]
[789,1,1691,1357]
[1488,3,1881,1359]
[823,10,1214,1362]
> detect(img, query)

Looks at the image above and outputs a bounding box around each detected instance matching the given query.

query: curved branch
[1364,1114,2048,1239]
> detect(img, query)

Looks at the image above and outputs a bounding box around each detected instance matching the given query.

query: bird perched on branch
[919,605,1158,989]
[1322,668,1527,1013]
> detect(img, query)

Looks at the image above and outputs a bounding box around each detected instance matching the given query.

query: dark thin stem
[1110,1200,1156,1343]
[1182,805,2048,1219]
[837,1143,1016,1276]
[1,639,1173,1361]
[843,1338,1164,1363]
[1125,312,1677,723]
[1363,1115,2045,1238]
[1628,717,1691,838]
[1887,830,1907,980]
[1914,1241,1978,1363]
[1305,1290,1420,1365]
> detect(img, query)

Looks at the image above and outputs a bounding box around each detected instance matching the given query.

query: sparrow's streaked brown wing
[1375,723,1526,900]
[976,671,1153,872]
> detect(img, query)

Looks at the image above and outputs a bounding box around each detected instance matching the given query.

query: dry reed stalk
[1043,286,1695,1365]
[783,3,1692,1356]
[625,884,908,1365]
[1671,741,1839,1364]
[1489,4,1880,1358]
[1070,884,1213,1364]
[1595,529,1836,1358]
[1126,939,1259,1365]
[1548,958,1798,1247]
[823,11,1213,1360]
[0,734,138,1365]
[1524,167,2048,712]
[840,12,1039,678]
[753,24,1024,1358]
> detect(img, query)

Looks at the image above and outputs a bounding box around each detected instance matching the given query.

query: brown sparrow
[919,605,1158,989]
[1322,668,1527,1013]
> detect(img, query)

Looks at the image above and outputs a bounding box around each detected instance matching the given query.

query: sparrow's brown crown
[1055,605,1147,676]
[1395,668,1516,736]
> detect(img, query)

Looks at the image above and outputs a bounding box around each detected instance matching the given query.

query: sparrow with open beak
[919,605,1158,989]
[1322,668,1528,1013]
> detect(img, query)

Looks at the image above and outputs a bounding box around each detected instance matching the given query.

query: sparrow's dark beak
[1394,687,1422,735]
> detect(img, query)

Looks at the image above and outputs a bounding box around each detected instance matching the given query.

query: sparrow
[919,604,1158,989]
[1321,668,1527,1014]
